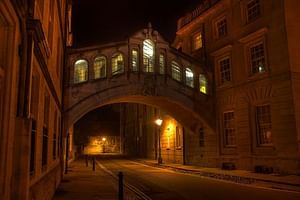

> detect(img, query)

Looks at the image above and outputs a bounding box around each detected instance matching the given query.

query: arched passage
[63,77,214,135]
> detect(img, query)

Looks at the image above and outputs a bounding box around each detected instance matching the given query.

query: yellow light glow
[102,137,106,142]
[155,119,163,126]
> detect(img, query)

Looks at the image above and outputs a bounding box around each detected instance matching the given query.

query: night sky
[72,0,201,47]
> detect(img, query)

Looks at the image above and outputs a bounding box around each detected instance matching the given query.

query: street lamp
[102,137,106,153]
[155,118,163,164]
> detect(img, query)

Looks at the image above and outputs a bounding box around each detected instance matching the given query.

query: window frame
[30,119,37,176]
[218,56,232,85]
[185,68,194,88]
[192,31,203,51]
[249,42,266,75]
[159,53,165,74]
[111,53,124,76]
[215,16,228,39]
[223,111,236,147]
[199,74,208,94]
[73,59,89,84]
[93,56,107,79]
[131,49,139,72]
[239,29,268,79]
[171,61,182,82]
[246,0,261,23]
[255,104,272,146]
[143,39,155,73]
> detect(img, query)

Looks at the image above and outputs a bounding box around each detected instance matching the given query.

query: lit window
[132,49,139,72]
[171,61,181,81]
[247,0,261,22]
[94,56,106,79]
[112,53,124,75]
[216,18,227,38]
[223,111,236,146]
[199,74,207,94]
[250,43,265,74]
[256,105,272,145]
[143,39,154,72]
[159,54,165,74]
[74,59,88,84]
[193,32,202,50]
[185,68,194,88]
[219,58,231,84]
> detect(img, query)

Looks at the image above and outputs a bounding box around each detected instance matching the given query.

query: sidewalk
[52,159,118,200]
[136,159,300,192]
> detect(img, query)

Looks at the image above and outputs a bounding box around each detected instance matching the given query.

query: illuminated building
[173,0,300,173]
[0,0,71,199]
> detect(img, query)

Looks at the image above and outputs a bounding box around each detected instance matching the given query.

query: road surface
[97,158,300,200]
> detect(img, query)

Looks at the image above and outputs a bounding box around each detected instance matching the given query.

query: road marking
[96,160,153,200]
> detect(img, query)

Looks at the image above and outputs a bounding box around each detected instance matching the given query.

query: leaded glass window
[112,53,124,75]
[74,59,88,83]
[132,49,138,72]
[171,61,181,81]
[159,54,165,74]
[185,68,194,88]
[143,39,154,72]
[199,74,207,94]
[94,56,106,79]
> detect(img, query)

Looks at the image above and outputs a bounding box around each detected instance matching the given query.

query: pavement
[52,157,300,200]
[52,159,118,200]
[137,159,300,192]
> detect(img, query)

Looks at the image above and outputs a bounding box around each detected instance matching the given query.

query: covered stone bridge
[64,25,215,134]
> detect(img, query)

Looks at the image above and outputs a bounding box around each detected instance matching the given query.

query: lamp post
[155,118,163,164]
[102,137,106,153]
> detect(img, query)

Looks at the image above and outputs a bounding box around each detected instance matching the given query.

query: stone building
[64,21,215,166]
[1,0,300,199]
[173,0,300,173]
[0,0,71,199]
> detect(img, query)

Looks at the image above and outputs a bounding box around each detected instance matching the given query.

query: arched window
[143,39,154,72]
[171,61,181,81]
[199,74,207,94]
[74,59,88,83]
[111,53,124,75]
[159,54,165,74]
[185,68,194,88]
[94,56,106,79]
[131,49,138,72]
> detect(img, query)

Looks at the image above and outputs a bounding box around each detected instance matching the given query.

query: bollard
[92,157,95,171]
[118,172,124,200]
[85,155,88,167]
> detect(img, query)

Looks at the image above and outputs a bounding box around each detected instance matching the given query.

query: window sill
[72,80,89,87]
[217,81,233,89]
[247,71,269,82]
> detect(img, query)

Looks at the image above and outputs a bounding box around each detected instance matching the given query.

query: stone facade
[0,0,70,199]
[174,0,300,173]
